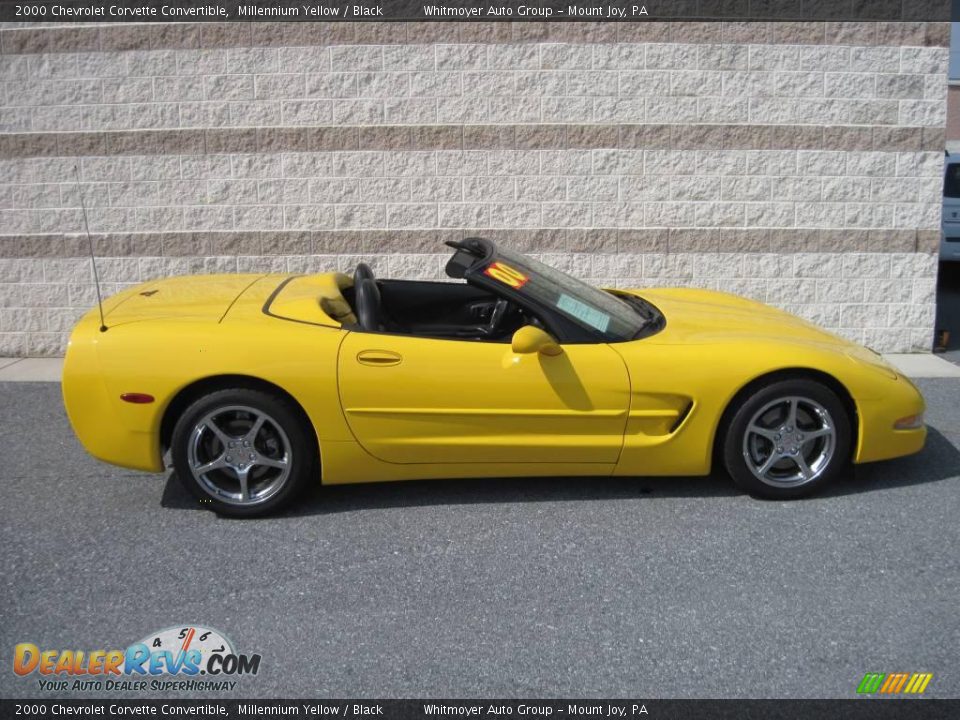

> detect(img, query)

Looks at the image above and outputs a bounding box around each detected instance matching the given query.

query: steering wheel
[485,299,510,337]
[354,261,375,288]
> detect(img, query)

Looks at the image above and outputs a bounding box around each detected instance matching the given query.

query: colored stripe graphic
[889,673,910,693]
[904,674,921,694]
[907,674,934,694]
[857,673,885,694]
[857,672,932,694]
[880,674,899,693]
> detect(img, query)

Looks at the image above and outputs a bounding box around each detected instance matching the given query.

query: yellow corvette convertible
[63,238,926,516]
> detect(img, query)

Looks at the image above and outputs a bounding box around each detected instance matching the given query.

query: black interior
[339,239,659,345]
[345,278,534,341]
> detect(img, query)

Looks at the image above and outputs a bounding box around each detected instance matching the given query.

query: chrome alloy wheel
[186,405,292,506]
[741,395,837,488]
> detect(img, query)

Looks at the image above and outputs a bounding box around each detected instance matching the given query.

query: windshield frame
[455,239,663,344]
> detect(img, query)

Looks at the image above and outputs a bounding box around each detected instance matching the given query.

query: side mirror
[511,325,563,356]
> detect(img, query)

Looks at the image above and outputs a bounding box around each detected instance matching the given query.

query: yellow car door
[336,332,630,465]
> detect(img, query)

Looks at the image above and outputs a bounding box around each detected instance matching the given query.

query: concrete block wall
[0,21,949,355]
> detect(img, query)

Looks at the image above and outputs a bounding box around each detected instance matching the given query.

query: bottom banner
[1,699,957,720]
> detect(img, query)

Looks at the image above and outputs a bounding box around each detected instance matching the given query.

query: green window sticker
[557,293,611,332]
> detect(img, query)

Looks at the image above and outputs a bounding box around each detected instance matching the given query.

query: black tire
[171,388,316,517]
[721,378,852,499]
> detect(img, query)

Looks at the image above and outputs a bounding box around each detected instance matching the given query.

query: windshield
[945,162,960,199]
[484,247,648,341]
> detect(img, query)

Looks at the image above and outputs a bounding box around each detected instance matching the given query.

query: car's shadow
[160,427,960,517]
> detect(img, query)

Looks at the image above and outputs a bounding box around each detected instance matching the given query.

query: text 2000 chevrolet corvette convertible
[63,238,925,516]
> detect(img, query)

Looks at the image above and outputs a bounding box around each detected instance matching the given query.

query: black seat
[355,278,384,332]
[354,262,375,287]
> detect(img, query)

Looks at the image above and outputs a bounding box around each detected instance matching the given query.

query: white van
[942,152,960,261]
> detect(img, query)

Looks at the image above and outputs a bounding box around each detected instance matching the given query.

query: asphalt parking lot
[1,379,958,700]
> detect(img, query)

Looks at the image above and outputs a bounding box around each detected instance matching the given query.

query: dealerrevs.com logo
[13,625,261,693]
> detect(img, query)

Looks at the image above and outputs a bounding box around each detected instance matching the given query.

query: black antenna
[73,162,107,332]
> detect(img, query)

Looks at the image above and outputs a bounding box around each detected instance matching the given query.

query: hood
[101,274,268,326]
[631,288,858,350]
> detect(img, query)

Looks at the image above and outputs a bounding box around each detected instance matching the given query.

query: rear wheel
[171,388,315,517]
[722,378,852,499]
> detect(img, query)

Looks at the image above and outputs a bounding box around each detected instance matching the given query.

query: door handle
[357,350,402,367]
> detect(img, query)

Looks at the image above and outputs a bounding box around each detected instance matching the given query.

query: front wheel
[171,388,316,517]
[722,378,852,499]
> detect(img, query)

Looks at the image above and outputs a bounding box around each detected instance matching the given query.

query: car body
[63,238,926,515]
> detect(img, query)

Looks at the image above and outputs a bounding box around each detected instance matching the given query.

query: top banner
[0,0,952,23]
